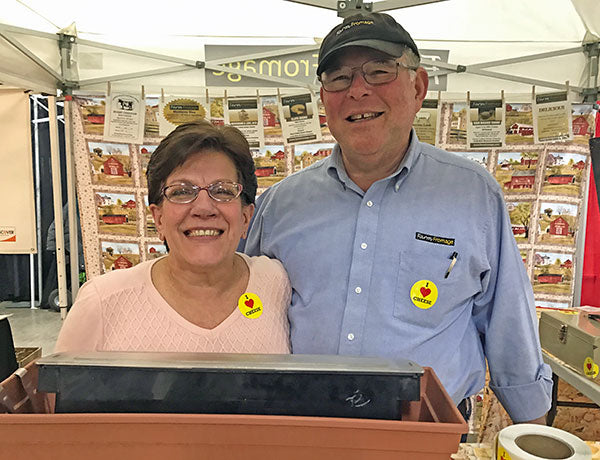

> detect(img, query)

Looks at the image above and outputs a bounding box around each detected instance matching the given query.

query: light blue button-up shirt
[242,132,552,422]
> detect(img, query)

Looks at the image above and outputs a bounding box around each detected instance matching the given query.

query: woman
[55,121,290,353]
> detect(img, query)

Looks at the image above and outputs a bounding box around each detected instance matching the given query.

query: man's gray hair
[401,46,420,67]
[399,46,420,80]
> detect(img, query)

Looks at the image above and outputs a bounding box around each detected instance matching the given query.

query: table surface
[542,349,600,405]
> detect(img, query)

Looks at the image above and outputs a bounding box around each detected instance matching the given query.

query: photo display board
[72,94,333,278]
[72,95,595,311]
[440,100,595,310]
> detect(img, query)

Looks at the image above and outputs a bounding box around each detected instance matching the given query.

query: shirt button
[347,333,355,341]
[355,286,362,294]
[360,242,367,250]
[366,200,373,207]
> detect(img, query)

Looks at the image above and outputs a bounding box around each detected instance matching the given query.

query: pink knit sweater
[54,254,291,354]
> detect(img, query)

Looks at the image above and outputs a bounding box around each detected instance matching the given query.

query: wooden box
[540,310,600,382]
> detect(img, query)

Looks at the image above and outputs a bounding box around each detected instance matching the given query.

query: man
[242,12,551,423]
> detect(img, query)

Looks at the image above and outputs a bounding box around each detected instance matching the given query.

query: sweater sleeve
[54,279,103,353]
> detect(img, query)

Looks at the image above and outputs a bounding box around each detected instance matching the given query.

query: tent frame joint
[58,33,77,48]
[581,87,599,103]
[195,61,205,69]
[338,0,373,17]
[60,81,79,95]
[58,32,79,83]
[583,41,600,57]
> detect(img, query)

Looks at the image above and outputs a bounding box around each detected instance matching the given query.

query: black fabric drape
[0,318,18,381]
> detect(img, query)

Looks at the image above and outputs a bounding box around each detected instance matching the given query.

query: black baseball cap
[317,12,420,76]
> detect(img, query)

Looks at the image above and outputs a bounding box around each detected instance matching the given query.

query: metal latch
[558,324,568,344]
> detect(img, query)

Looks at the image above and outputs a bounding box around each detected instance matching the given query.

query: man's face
[320,46,428,166]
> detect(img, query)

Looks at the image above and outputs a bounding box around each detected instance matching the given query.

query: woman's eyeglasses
[162,181,243,204]
[319,58,418,92]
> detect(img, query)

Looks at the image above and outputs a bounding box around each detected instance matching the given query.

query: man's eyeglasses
[319,58,419,92]
[162,181,243,204]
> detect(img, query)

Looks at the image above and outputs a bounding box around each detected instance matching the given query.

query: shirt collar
[326,129,422,192]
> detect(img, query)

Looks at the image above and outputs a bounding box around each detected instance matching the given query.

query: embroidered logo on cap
[336,19,375,35]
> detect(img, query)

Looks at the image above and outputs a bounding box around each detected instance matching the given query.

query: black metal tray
[37,351,423,419]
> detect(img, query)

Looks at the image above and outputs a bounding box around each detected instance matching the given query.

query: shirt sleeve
[54,279,103,353]
[472,186,552,422]
[240,187,272,256]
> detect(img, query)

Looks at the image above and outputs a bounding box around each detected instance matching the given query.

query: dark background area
[0,97,67,303]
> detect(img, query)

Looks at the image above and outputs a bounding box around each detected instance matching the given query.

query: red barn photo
[508,123,533,136]
[262,107,277,127]
[255,166,276,177]
[572,115,589,136]
[314,148,332,158]
[520,157,537,167]
[537,273,563,284]
[103,157,125,176]
[549,216,569,236]
[113,255,133,270]
[511,225,526,235]
[547,174,575,185]
[560,259,573,269]
[504,171,535,189]
[101,214,128,224]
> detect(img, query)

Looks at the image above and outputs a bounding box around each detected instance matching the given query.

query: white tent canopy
[0,0,598,99]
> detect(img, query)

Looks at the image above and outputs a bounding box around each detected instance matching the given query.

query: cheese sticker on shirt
[238,292,263,319]
[410,280,438,309]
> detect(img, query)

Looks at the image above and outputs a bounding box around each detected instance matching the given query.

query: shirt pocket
[393,248,466,328]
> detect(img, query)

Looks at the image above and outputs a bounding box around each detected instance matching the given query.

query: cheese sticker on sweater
[238,292,263,319]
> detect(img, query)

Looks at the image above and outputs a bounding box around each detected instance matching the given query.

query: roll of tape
[496,424,591,460]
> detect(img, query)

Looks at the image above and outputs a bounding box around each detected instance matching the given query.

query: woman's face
[150,149,254,271]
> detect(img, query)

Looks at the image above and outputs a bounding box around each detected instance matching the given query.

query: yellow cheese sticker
[410,280,438,309]
[238,292,263,319]
[583,357,599,379]
[497,445,512,460]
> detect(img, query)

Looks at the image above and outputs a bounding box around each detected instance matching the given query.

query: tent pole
[583,42,599,102]
[47,96,68,319]
[573,166,591,308]
[75,37,198,67]
[63,99,80,301]
[29,254,35,308]
[79,65,193,87]
[33,95,43,307]
[0,32,65,83]
[468,46,583,70]
[464,69,583,93]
